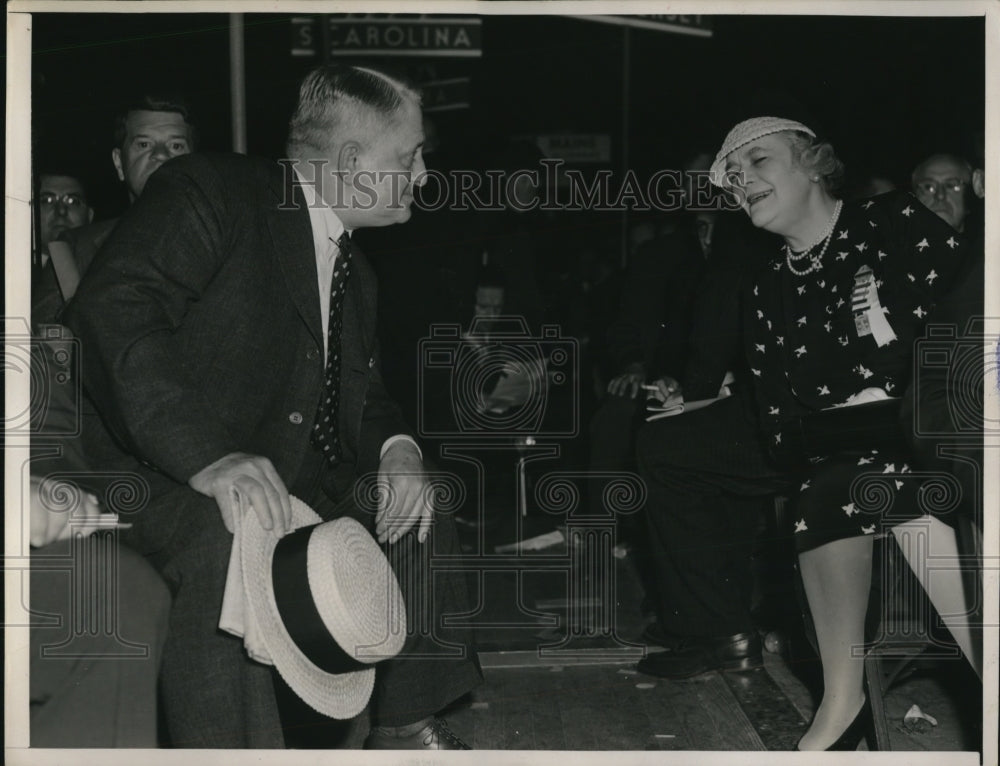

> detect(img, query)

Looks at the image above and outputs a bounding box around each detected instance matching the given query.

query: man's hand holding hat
[376,440,433,545]
[189,451,294,536]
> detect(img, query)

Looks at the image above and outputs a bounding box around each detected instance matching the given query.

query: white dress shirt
[294,167,418,460]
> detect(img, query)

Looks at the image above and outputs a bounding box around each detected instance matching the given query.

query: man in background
[911,152,975,233]
[37,170,94,258]
[35,93,197,325]
[32,169,95,323]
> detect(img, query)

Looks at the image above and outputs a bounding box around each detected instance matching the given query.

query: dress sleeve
[876,192,969,311]
[854,192,973,398]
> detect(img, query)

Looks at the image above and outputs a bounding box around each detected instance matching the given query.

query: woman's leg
[892,515,981,679]
[797,534,873,751]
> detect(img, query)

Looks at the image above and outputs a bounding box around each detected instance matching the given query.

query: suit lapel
[267,171,323,348]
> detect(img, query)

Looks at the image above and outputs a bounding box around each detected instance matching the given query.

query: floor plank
[682,672,767,751]
[555,667,602,750]
[500,666,539,749]
[524,668,568,750]
[635,672,693,750]
[720,665,809,750]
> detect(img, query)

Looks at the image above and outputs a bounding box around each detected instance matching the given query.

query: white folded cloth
[219,508,274,665]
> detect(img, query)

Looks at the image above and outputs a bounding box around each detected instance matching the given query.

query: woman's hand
[645,376,684,407]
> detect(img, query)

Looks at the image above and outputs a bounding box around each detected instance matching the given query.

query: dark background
[32,12,985,221]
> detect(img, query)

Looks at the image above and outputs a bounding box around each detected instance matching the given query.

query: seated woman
[711,116,980,749]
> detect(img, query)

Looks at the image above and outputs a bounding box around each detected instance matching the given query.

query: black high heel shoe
[798,696,873,751]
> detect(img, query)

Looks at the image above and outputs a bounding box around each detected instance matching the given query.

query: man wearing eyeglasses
[911,153,974,233]
[38,172,94,258]
[33,170,96,327]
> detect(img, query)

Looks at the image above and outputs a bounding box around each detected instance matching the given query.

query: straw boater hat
[709,116,816,186]
[241,496,407,719]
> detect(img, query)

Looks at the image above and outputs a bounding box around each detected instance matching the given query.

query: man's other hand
[607,363,647,399]
[189,452,292,536]
[376,441,432,545]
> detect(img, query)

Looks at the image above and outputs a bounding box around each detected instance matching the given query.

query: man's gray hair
[287,65,421,155]
[910,153,973,186]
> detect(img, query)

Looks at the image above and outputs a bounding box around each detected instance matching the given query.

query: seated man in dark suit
[37,170,94,253]
[64,64,481,750]
[633,208,780,675]
[34,93,197,324]
[586,156,714,517]
[586,153,750,521]
[27,326,170,747]
[32,168,95,324]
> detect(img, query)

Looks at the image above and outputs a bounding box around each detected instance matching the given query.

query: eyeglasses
[39,191,88,207]
[914,178,967,198]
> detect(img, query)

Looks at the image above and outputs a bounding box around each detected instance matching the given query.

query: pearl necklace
[784,199,844,277]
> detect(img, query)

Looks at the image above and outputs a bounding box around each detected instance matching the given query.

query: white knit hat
[242,497,406,719]
[710,116,816,186]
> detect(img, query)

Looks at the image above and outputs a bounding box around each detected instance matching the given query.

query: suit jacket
[605,223,706,380]
[679,211,777,401]
[64,152,411,493]
[33,219,119,327]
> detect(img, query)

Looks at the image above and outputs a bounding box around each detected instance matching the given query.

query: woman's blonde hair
[785,130,846,198]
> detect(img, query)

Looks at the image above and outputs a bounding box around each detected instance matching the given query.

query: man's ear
[111,148,125,182]
[86,206,95,224]
[336,141,362,186]
[972,168,985,199]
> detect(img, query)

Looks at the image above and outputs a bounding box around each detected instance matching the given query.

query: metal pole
[620,26,630,269]
[229,13,247,154]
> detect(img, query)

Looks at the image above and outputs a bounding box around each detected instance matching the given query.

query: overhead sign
[536,134,612,164]
[574,15,713,38]
[291,16,319,57]
[421,77,472,112]
[291,15,482,58]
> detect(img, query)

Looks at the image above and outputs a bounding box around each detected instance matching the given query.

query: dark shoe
[636,631,763,679]
[798,697,873,752]
[640,622,682,649]
[366,718,471,750]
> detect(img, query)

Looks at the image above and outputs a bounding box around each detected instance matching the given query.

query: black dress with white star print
[744,191,969,550]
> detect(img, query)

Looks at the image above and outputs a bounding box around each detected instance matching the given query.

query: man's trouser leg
[301,456,483,729]
[587,394,642,515]
[636,395,787,639]
[133,487,285,748]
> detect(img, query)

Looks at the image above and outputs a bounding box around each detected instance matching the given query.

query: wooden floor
[287,516,983,752]
[322,649,980,752]
[449,661,777,750]
[434,521,982,753]
[438,650,979,751]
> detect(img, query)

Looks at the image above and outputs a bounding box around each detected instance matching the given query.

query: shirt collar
[293,166,348,257]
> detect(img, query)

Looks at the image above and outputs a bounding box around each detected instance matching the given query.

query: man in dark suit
[34,94,197,325]
[32,168,95,325]
[65,65,481,749]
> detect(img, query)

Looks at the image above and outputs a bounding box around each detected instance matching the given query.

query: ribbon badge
[851,265,897,347]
